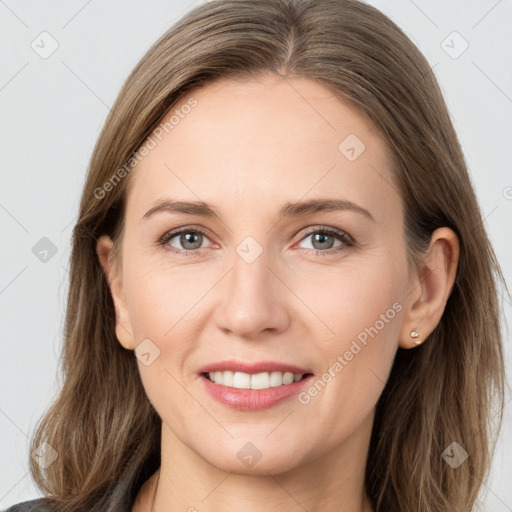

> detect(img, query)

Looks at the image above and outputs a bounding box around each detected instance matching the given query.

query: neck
[146,413,374,512]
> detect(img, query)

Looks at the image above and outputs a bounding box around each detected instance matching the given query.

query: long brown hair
[28,0,507,510]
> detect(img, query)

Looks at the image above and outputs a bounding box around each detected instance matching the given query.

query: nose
[212,245,291,339]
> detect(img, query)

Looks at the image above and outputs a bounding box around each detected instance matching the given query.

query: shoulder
[2,497,58,511]
[2,457,158,512]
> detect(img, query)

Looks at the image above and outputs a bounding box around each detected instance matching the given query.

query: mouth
[200,370,315,410]
[202,370,314,390]
[198,360,315,410]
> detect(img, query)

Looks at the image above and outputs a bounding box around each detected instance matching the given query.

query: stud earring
[410,329,421,345]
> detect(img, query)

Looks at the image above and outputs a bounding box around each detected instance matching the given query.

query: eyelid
[158,225,215,252]
[295,225,354,245]
[159,224,354,256]
[292,225,354,255]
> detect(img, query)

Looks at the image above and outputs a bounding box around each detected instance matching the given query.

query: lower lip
[200,373,313,411]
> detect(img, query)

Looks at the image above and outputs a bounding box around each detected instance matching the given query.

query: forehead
[125,74,399,223]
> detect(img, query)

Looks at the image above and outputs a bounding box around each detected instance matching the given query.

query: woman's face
[99,74,419,474]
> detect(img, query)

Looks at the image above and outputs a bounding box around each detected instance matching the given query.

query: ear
[398,227,460,349]
[96,235,136,350]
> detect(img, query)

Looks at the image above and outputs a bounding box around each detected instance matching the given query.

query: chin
[197,436,310,476]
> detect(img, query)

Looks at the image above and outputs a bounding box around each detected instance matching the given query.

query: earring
[410,329,421,345]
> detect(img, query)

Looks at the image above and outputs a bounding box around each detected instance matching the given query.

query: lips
[198,360,313,375]
[197,359,315,410]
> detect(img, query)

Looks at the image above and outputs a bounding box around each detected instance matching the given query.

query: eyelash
[158,226,354,257]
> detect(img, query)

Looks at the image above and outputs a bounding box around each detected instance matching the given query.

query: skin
[97,74,459,512]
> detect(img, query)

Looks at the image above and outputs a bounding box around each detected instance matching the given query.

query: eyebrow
[142,198,375,222]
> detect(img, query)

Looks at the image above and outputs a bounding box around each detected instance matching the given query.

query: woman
[5,0,506,511]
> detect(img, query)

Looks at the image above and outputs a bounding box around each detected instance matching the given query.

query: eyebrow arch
[143,200,218,220]
[142,198,375,222]
[280,198,375,222]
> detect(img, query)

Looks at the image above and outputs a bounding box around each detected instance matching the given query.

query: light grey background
[1,0,511,509]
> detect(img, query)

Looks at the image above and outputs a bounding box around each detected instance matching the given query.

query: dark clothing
[2,460,156,512]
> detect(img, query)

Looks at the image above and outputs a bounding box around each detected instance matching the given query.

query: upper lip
[199,360,313,375]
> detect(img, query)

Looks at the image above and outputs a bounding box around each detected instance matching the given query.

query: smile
[204,370,310,390]
[200,371,315,411]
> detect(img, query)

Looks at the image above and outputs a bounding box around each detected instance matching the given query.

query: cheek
[291,255,406,348]
[121,261,206,421]
[123,255,211,339]
[293,253,406,419]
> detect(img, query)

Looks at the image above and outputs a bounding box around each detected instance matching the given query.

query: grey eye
[311,232,335,250]
[169,231,206,250]
[299,231,343,251]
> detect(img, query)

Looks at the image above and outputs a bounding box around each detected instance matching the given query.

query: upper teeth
[208,371,304,389]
